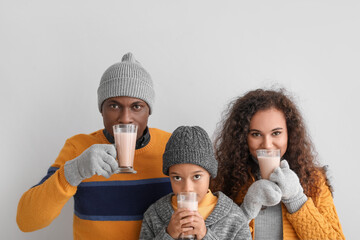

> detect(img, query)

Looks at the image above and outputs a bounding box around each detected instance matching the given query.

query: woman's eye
[194,175,201,180]
[251,132,261,137]
[173,176,181,181]
[272,131,281,136]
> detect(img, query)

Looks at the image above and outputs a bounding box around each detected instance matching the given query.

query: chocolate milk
[258,156,280,179]
[177,200,198,211]
[177,193,198,240]
[114,132,137,167]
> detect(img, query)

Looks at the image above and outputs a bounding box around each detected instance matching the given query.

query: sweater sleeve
[139,205,174,240]
[16,139,78,232]
[285,176,345,240]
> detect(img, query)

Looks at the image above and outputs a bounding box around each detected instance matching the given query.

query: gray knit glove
[269,160,308,213]
[64,144,119,186]
[240,179,282,221]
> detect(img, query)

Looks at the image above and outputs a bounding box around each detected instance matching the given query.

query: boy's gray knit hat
[163,126,218,178]
[97,52,154,114]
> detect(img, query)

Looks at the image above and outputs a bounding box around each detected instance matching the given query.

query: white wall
[1,0,358,239]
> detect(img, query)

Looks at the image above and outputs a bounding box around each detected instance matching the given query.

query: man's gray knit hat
[97,52,154,114]
[163,126,218,178]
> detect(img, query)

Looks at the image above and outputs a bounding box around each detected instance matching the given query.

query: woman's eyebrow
[271,127,283,131]
[249,129,261,132]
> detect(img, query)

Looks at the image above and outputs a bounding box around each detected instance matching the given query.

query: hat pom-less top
[97,52,155,114]
[162,126,218,178]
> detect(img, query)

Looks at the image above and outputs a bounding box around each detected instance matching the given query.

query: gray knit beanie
[97,52,154,114]
[163,126,218,178]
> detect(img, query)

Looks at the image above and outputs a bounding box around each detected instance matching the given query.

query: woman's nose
[261,135,273,149]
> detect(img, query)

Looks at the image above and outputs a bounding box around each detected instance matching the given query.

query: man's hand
[64,144,119,186]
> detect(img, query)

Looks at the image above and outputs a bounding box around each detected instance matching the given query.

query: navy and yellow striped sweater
[17,128,172,240]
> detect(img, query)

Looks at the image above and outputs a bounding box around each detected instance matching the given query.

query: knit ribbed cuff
[203,228,219,240]
[64,159,83,186]
[153,228,175,240]
[282,192,308,214]
[58,166,78,194]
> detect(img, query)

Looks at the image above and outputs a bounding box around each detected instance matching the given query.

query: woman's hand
[166,208,195,239]
[269,160,308,213]
[240,179,282,221]
[269,160,303,200]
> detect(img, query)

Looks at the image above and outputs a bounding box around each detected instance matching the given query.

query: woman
[211,89,344,240]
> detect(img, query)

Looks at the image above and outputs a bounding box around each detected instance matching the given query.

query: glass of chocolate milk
[177,192,198,240]
[256,149,281,179]
[113,124,138,174]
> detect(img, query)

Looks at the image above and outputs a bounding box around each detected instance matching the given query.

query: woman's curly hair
[211,88,322,202]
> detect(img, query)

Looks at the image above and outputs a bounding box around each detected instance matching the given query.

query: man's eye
[173,176,181,181]
[110,104,119,109]
[132,105,143,111]
[194,175,201,180]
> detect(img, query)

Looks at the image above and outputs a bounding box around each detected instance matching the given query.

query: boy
[139,126,251,240]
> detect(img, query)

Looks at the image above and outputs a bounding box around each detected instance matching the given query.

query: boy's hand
[166,209,195,239]
[181,211,207,240]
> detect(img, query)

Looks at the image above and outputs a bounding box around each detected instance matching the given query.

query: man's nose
[118,109,133,124]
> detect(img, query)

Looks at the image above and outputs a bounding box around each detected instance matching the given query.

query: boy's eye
[173,176,181,181]
[193,175,201,180]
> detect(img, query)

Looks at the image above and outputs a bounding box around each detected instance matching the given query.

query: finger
[102,144,117,158]
[269,167,283,182]
[280,159,290,169]
[181,227,194,234]
[97,157,113,173]
[180,215,195,226]
[190,212,204,222]
[102,154,119,172]
[95,167,111,178]
[178,210,195,219]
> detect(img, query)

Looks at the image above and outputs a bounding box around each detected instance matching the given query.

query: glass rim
[256,149,281,156]
[177,192,198,200]
[112,124,138,132]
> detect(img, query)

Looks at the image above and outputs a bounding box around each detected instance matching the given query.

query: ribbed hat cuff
[97,78,154,113]
[163,149,218,178]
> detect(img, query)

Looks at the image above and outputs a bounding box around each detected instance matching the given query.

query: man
[17,53,172,239]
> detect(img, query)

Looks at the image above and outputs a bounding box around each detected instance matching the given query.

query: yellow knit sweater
[17,128,171,240]
[236,172,345,240]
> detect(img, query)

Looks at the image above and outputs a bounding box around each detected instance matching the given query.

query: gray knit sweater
[139,191,251,240]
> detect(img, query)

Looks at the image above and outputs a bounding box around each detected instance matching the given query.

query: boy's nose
[182,179,194,192]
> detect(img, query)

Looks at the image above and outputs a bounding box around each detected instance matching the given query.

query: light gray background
[1,0,358,239]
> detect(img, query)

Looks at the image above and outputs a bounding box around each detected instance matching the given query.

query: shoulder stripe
[75,211,143,221]
[79,177,171,187]
[32,166,59,188]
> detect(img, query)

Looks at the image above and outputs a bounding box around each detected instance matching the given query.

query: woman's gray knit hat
[163,126,218,178]
[97,52,154,114]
